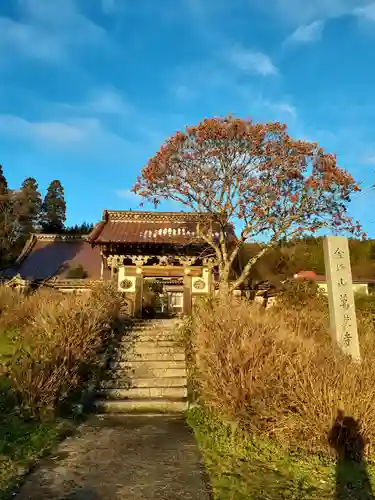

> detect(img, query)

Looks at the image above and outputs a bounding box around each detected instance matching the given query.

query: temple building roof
[1,234,106,281]
[87,210,236,245]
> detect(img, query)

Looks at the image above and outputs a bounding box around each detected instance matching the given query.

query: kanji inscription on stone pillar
[323,236,361,362]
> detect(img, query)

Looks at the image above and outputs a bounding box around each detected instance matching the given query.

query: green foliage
[17,178,42,236]
[0,413,72,497]
[66,265,88,279]
[241,237,375,284]
[0,167,91,268]
[355,294,375,316]
[142,281,160,316]
[0,167,18,268]
[187,406,375,500]
[62,222,94,235]
[278,279,325,310]
[0,166,8,196]
[40,180,66,233]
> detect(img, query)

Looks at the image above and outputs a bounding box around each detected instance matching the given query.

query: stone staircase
[96,318,188,414]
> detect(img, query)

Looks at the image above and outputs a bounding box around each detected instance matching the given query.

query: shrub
[0,283,122,420]
[66,264,88,279]
[185,295,375,456]
[277,279,325,309]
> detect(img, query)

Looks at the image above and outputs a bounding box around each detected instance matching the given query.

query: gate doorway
[143,278,184,317]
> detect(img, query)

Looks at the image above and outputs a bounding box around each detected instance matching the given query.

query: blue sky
[1,0,375,235]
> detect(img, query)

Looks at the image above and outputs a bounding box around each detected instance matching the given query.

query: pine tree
[63,222,94,234]
[0,165,19,266]
[0,165,8,195]
[17,177,42,236]
[40,180,66,233]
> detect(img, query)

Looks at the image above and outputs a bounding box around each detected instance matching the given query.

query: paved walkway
[14,415,212,500]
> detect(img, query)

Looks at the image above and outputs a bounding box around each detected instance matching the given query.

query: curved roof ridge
[104,210,210,223]
[34,233,85,241]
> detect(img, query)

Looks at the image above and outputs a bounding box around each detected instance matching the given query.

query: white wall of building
[317,282,368,296]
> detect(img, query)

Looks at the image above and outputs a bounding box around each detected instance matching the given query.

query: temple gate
[87,211,224,316]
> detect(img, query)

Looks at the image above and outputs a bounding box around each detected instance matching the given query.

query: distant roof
[1,233,107,281]
[87,210,236,245]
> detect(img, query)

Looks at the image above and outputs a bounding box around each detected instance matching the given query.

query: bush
[277,279,325,309]
[0,283,122,420]
[66,264,88,279]
[185,295,375,456]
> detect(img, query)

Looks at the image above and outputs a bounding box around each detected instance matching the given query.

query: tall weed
[0,283,123,419]
[185,293,375,456]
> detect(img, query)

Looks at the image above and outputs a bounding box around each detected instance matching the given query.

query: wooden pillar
[183,273,192,315]
[203,257,217,297]
[134,268,144,317]
[206,267,214,296]
[107,255,124,285]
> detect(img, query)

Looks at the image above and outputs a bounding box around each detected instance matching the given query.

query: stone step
[125,321,179,331]
[111,365,187,378]
[125,328,179,337]
[121,334,178,343]
[112,359,186,370]
[120,343,184,355]
[100,376,187,389]
[101,386,187,399]
[95,398,187,414]
[119,352,185,362]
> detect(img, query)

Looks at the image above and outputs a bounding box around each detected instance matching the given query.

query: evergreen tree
[0,164,8,195]
[17,177,42,236]
[0,166,19,266]
[63,222,94,234]
[40,180,66,233]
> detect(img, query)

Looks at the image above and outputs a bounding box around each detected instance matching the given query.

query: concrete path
[14,415,212,500]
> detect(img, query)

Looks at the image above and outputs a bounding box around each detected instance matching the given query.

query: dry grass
[184,290,375,456]
[0,283,123,419]
[0,283,124,495]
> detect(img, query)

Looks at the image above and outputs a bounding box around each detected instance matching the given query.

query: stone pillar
[323,236,361,362]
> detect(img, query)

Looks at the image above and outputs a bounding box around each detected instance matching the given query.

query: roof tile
[87,210,235,244]
[2,235,107,281]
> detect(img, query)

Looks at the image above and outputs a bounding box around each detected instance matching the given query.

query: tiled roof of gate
[87,210,236,245]
[1,234,106,281]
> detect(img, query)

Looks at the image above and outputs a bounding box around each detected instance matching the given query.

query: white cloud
[0,17,64,62]
[228,45,278,76]
[116,189,140,199]
[288,20,325,43]
[363,154,375,165]
[257,0,372,26]
[172,85,197,101]
[0,0,107,64]
[47,88,133,118]
[354,2,375,21]
[171,58,296,124]
[101,0,127,14]
[81,88,133,115]
[0,114,130,153]
[271,102,298,118]
[0,115,88,143]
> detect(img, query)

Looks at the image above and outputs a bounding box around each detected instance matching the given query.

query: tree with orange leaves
[133,116,363,292]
